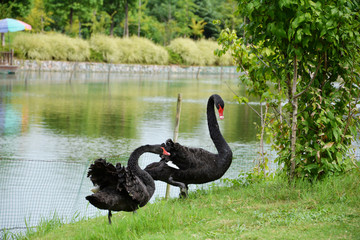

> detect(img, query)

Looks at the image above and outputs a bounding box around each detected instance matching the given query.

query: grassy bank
[11,171,360,240]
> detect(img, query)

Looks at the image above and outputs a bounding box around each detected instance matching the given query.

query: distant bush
[90,35,169,65]
[13,32,90,61]
[167,38,205,66]
[196,39,233,66]
[167,49,184,65]
[89,34,119,63]
[117,36,169,65]
[168,38,234,66]
[13,33,232,66]
[13,33,52,60]
[196,39,218,65]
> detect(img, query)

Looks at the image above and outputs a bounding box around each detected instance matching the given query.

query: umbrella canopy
[0,18,32,33]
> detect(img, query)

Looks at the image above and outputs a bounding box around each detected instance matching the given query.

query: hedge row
[13,33,233,66]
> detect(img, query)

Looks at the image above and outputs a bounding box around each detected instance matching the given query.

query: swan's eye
[218,105,224,119]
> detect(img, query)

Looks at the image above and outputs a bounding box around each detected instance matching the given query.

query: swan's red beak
[218,105,224,120]
[161,147,171,156]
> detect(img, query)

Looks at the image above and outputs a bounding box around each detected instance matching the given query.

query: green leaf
[292,14,305,29]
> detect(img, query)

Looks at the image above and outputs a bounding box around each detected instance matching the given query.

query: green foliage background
[1,0,242,45]
[217,0,360,180]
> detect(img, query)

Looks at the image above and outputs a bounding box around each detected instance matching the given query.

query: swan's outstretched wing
[116,164,150,205]
[87,158,118,187]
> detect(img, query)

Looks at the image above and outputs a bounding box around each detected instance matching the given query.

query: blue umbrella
[0,18,32,33]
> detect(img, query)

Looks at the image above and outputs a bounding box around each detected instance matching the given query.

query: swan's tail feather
[85,194,109,210]
[120,166,151,204]
[115,163,127,191]
[87,158,117,187]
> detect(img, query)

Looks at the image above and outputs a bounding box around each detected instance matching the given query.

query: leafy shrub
[116,36,169,65]
[167,48,184,65]
[65,36,90,61]
[196,39,233,66]
[90,34,119,63]
[89,49,104,62]
[167,38,205,66]
[13,33,52,60]
[90,35,169,65]
[195,39,218,65]
[13,32,231,66]
[168,38,234,66]
[215,48,233,66]
[13,32,90,61]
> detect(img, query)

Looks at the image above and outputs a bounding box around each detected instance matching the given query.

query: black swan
[86,145,170,224]
[145,94,233,197]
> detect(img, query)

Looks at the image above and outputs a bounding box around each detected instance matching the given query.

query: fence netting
[0,142,273,238]
[1,143,359,238]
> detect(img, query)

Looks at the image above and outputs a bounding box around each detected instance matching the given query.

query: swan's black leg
[168,177,188,198]
[179,185,189,198]
[108,210,112,224]
[168,176,186,188]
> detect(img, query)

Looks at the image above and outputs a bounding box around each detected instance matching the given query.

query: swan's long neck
[207,95,232,158]
[127,145,160,184]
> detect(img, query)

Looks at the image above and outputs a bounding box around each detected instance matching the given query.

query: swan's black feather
[86,145,163,223]
[87,158,117,188]
[145,94,233,195]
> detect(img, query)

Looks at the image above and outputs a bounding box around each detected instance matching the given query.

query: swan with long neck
[145,94,232,197]
[86,145,170,224]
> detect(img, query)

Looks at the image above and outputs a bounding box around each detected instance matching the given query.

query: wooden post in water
[165,93,182,199]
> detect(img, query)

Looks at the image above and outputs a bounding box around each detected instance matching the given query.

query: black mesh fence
[0,142,268,237]
[1,144,359,238]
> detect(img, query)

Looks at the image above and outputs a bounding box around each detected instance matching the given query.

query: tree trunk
[138,0,141,37]
[69,8,73,30]
[290,55,298,180]
[260,102,269,177]
[123,0,129,37]
[41,16,44,32]
[278,80,283,123]
[243,16,246,39]
[166,1,172,44]
[110,19,114,36]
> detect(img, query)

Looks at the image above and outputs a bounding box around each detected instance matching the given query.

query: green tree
[122,0,137,37]
[218,0,360,180]
[25,0,54,32]
[45,0,101,36]
[194,0,222,39]
[102,0,123,36]
[90,10,111,35]
[147,0,198,44]
[189,18,206,39]
[219,0,243,33]
[1,0,32,18]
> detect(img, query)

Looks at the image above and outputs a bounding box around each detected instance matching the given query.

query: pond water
[0,70,270,234]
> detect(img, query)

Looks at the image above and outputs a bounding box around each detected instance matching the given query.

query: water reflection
[0,71,264,234]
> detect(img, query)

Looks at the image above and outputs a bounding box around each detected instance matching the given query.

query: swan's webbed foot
[179,187,188,199]
[108,210,112,225]
[168,177,188,198]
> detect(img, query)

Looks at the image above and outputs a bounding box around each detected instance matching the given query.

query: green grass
[11,170,360,240]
